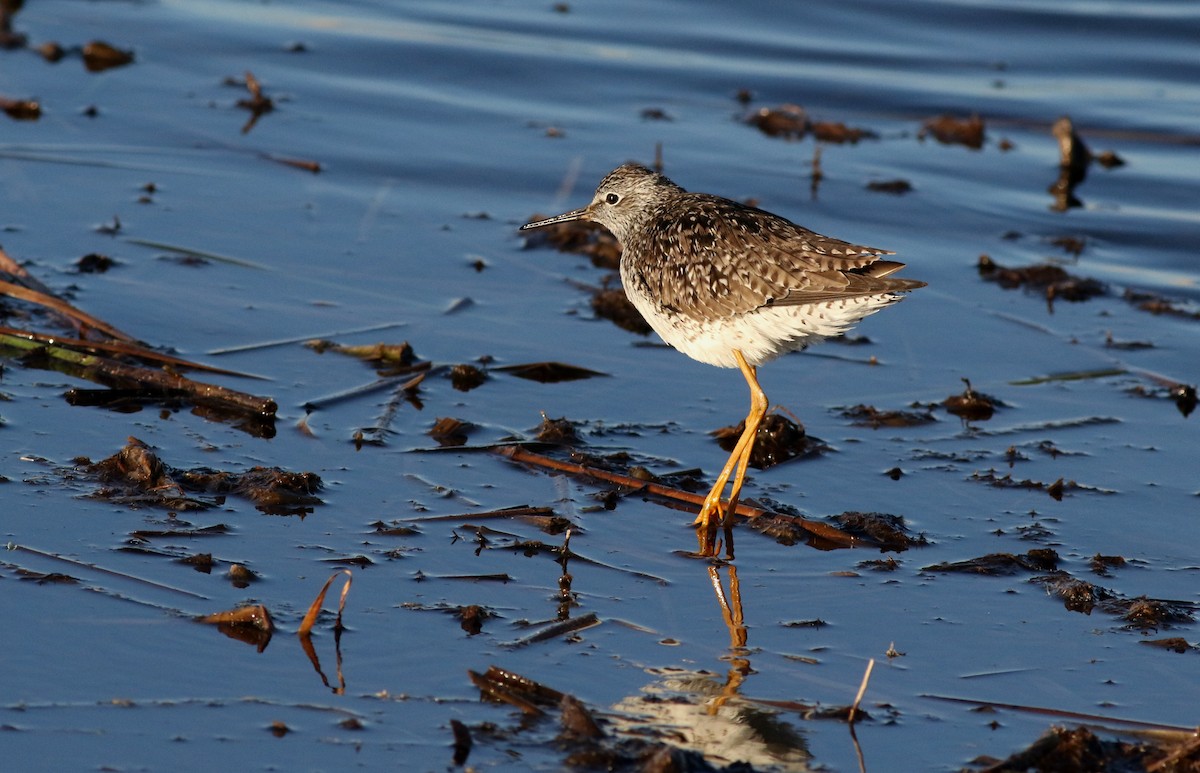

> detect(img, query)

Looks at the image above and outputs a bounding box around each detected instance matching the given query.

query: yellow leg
[694,350,770,549]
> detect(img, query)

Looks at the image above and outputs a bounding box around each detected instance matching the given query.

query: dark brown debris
[430,416,473,447]
[520,215,621,270]
[494,361,607,383]
[234,70,274,134]
[1032,575,1198,630]
[228,563,257,588]
[449,363,487,391]
[449,719,472,766]
[129,524,230,541]
[810,120,877,144]
[470,665,562,715]
[1052,115,1125,172]
[1047,235,1086,257]
[37,41,63,62]
[1104,330,1154,351]
[455,604,493,636]
[1172,384,1198,418]
[0,0,26,49]
[829,512,927,552]
[713,412,821,470]
[74,253,116,273]
[1,95,40,121]
[1124,287,1200,322]
[744,104,875,144]
[82,41,135,72]
[1032,573,1113,614]
[859,557,901,572]
[307,339,416,369]
[745,512,814,547]
[496,445,872,549]
[943,378,999,422]
[977,254,1107,309]
[918,113,985,149]
[591,286,653,335]
[969,470,1103,501]
[1111,596,1196,631]
[559,694,605,740]
[535,413,580,445]
[750,508,925,553]
[197,604,274,651]
[181,465,323,513]
[1141,637,1196,654]
[840,403,937,428]
[86,436,322,513]
[264,154,322,174]
[976,726,1161,773]
[371,520,420,537]
[179,552,214,573]
[923,549,1060,575]
[17,570,78,584]
[745,103,808,139]
[866,179,913,195]
[1089,554,1126,577]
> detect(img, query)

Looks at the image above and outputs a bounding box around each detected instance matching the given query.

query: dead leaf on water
[82,41,134,72]
[1,96,40,120]
[944,378,1000,422]
[298,569,352,637]
[197,604,274,651]
[429,416,473,447]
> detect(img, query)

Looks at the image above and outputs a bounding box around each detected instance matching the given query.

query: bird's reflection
[708,563,750,708]
[612,563,813,769]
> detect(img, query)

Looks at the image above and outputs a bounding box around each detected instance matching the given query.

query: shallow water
[2,1,1199,770]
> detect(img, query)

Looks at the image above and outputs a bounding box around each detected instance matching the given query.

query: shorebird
[522,163,924,554]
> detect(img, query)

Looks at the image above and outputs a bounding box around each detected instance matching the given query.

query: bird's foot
[693,497,734,559]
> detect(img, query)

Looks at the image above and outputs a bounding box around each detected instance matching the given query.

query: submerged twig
[5,542,210,599]
[0,278,137,342]
[0,326,259,378]
[493,445,876,549]
[126,237,269,270]
[503,611,600,648]
[922,694,1196,732]
[208,320,408,355]
[0,332,276,419]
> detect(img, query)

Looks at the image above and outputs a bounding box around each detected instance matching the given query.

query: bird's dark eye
[605,193,620,205]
